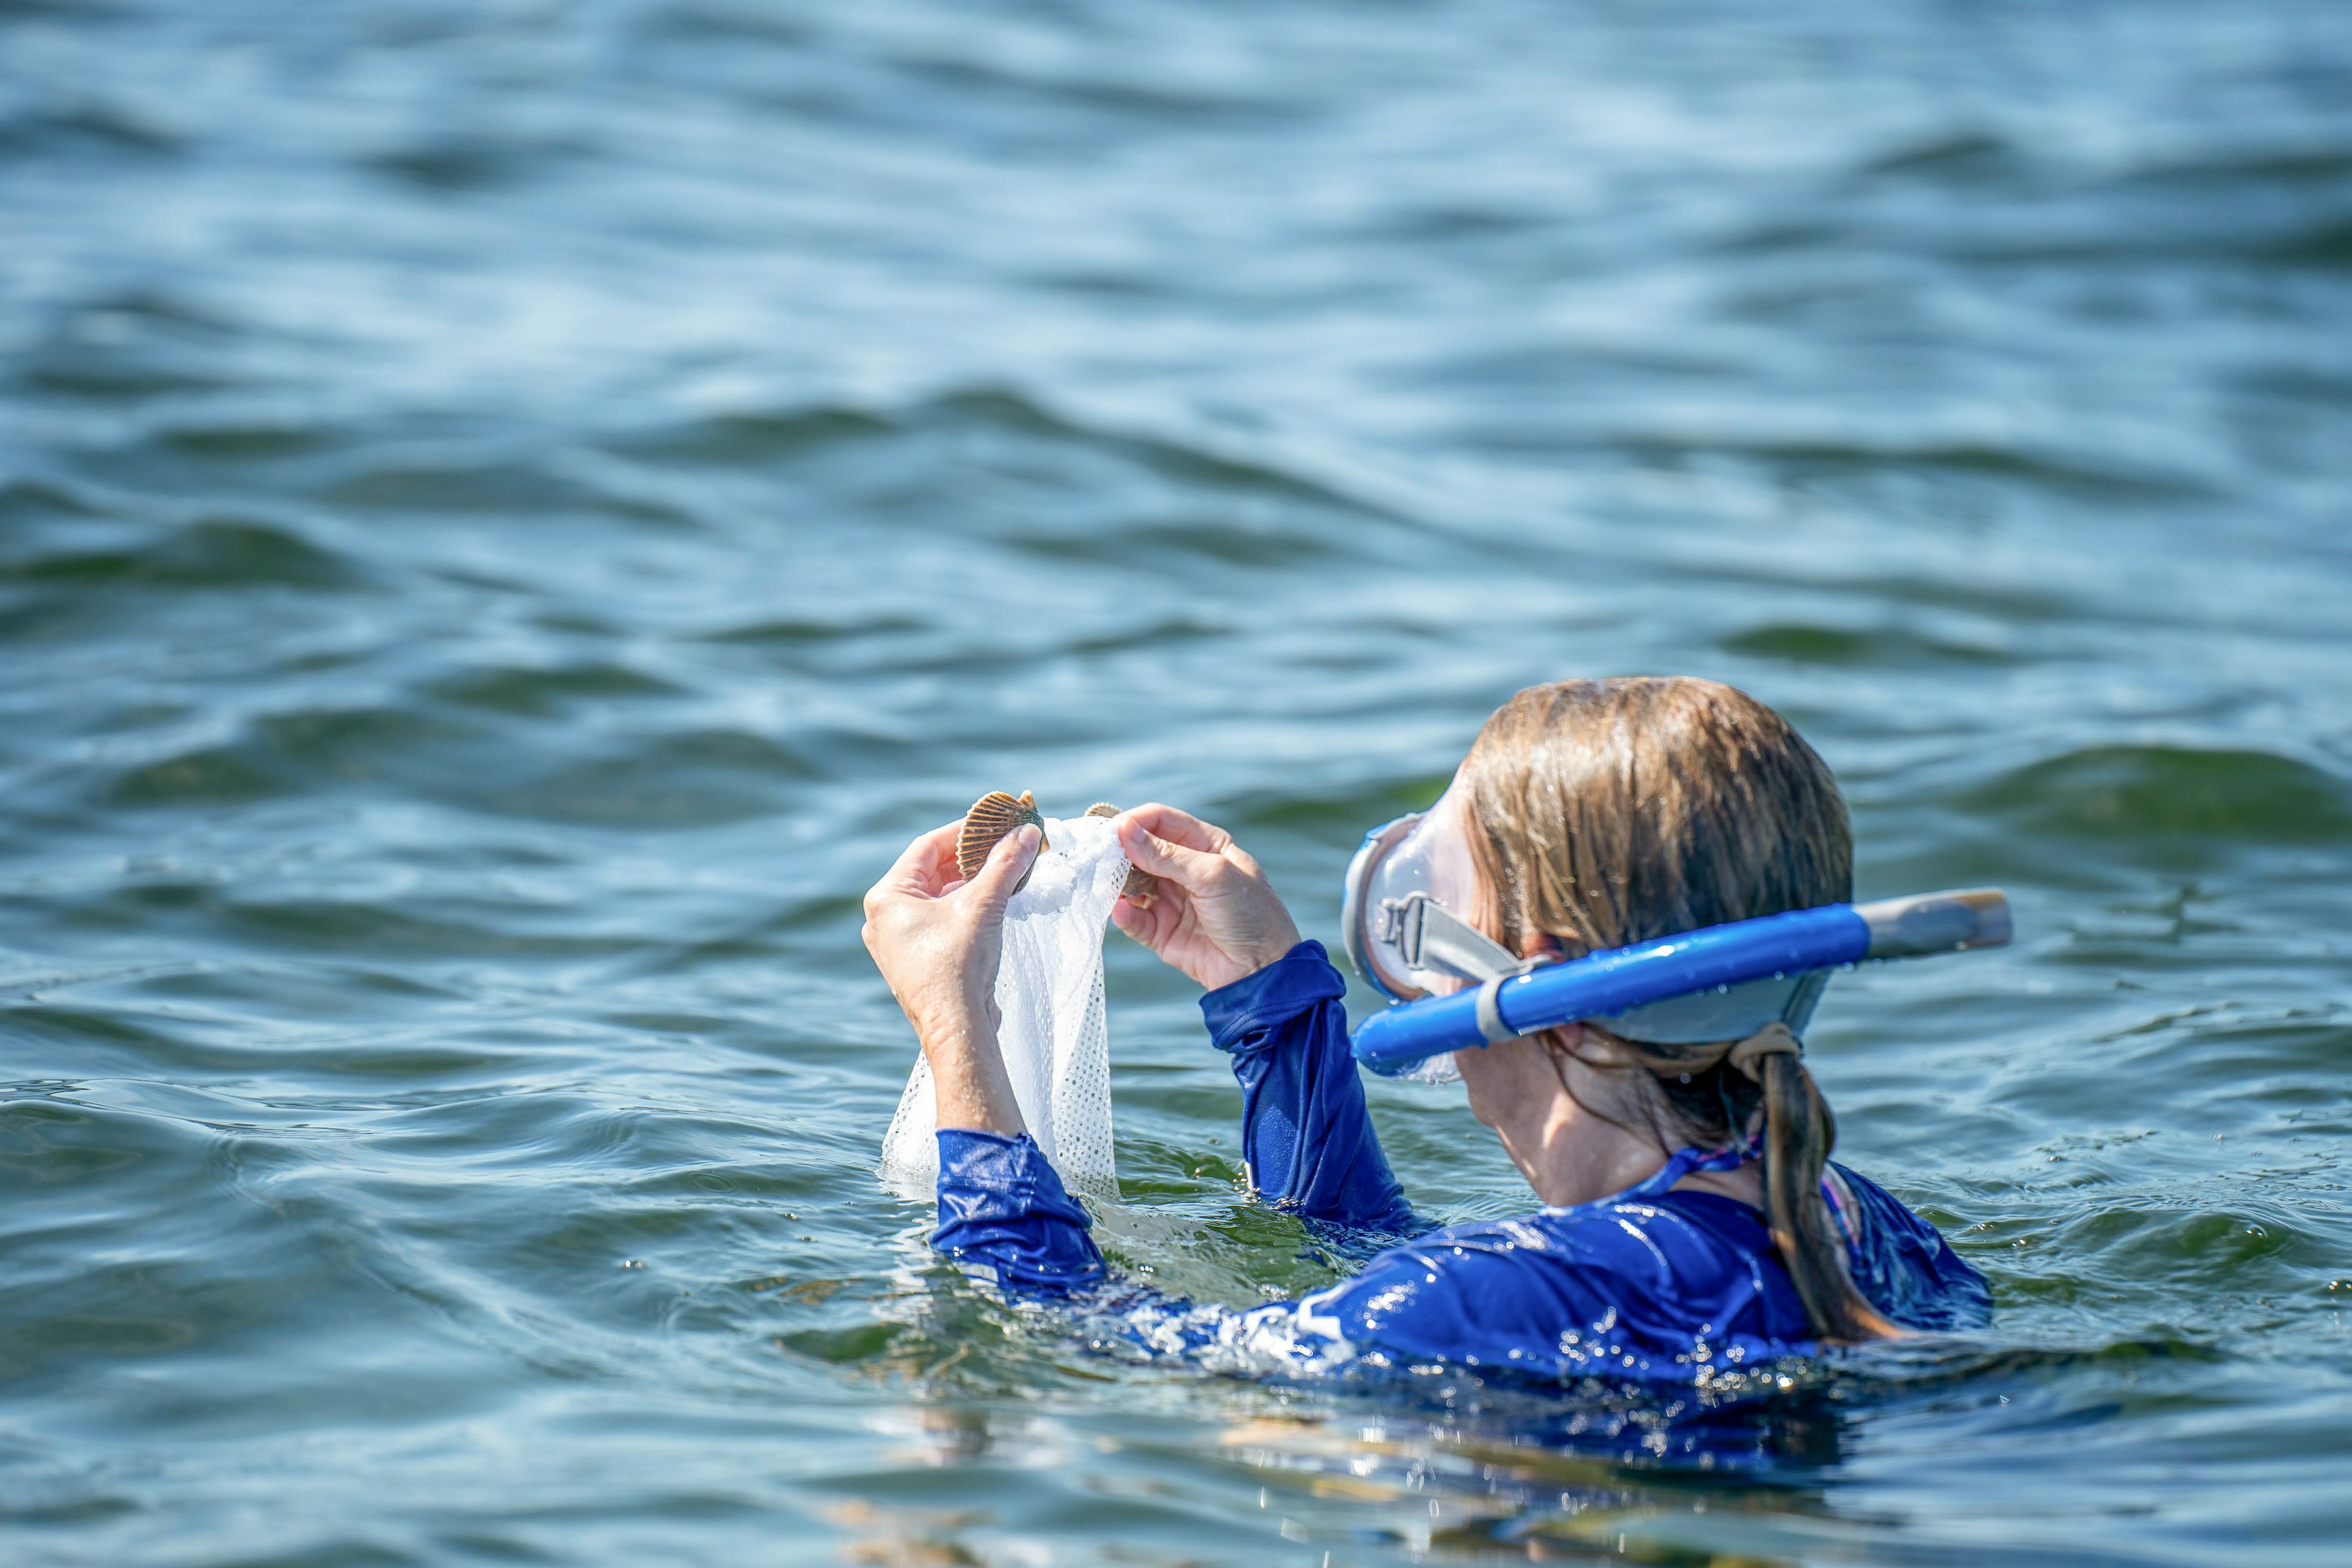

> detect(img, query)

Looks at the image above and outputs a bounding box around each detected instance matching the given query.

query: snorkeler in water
[861,677,1992,1384]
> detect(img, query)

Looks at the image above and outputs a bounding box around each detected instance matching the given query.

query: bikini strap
[1632,1139,1866,1256]
[1598,1129,1861,1240]
[1616,1141,1744,1204]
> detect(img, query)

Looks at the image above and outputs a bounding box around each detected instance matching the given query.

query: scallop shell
[1085,802,1159,903]
[957,790,1047,885]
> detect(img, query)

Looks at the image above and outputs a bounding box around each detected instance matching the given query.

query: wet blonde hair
[1458,676,1901,1343]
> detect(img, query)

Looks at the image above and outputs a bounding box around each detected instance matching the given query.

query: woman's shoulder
[1309,1167,1991,1377]
[1829,1163,1995,1332]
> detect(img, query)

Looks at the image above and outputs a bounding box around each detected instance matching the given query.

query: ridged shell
[1085,802,1158,902]
[957,790,1046,881]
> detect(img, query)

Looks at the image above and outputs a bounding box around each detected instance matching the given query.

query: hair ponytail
[1577,1022,1906,1346]
[1752,1047,1903,1344]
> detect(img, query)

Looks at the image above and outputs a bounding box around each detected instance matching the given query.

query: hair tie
[1727,1021,1803,1081]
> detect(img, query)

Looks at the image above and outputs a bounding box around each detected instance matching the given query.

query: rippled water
[5,2,2351,1562]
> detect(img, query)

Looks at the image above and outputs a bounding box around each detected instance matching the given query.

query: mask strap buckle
[1377,893,1553,1044]
[1381,892,1521,982]
[1373,893,1543,1044]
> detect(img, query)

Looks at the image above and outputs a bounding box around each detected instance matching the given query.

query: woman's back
[1298,1166,1988,1384]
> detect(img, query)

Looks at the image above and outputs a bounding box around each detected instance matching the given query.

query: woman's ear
[1518,930,1564,962]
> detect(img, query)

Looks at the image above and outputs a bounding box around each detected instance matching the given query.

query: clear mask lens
[1341,785,1519,1004]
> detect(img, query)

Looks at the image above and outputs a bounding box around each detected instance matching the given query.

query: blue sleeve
[1201,941,1414,1234]
[933,1129,1106,1297]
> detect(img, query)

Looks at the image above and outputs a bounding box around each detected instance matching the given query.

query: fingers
[1111,885,1178,946]
[1109,896,1153,944]
[1111,891,1194,969]
[964,821,1042,913]
[878,821,964,898]
[1117,802,1232,854]
[1115,817,1227,891]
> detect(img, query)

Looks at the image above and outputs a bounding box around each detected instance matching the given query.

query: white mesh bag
[880,812,1129,1203]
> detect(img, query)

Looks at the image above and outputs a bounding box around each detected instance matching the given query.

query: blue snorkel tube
[1349,888,2012,1074]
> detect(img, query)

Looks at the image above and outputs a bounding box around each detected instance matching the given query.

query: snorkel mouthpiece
[1348,888,2011,1075]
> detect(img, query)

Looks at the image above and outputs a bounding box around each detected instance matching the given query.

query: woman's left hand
[1109,804,1302,992]
[861,819,1041,1134]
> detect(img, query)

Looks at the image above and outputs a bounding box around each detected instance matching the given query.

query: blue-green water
[4,2,2350,1562]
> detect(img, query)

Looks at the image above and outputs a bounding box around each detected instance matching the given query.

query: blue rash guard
[932,942,1990,1385]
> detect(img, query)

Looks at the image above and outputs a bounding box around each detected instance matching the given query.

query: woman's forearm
[862,819,1042,1139]
[1206,941,1414,1232]
[922,1012,1027,1137]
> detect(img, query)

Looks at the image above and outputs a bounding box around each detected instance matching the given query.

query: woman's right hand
[1110,804,1303,992]
[861,818,1042,1135]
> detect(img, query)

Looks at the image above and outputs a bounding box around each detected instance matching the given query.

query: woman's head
[1448,677,1899,1343]
[1455,676,1850,956]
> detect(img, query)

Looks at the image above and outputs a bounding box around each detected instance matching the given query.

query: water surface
[4,1,2350,1562]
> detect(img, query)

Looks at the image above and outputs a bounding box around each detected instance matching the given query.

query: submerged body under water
[4,1,2352,1564]
[929,960,1988,1365]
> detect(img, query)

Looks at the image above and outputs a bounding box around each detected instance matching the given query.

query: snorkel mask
[1341,785,2011,1079]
